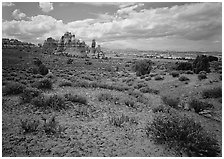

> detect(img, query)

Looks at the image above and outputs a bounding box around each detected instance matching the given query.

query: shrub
[21,87,41,103]
[67,58,73,64]
[139,86,159,94]
[33,58,42,66]
[152,105,171,113]
[47,95,66,111]
[123,98,136,108]
[85,61,92,65]
[161,96,180,109]
[208,55,218,62]
[202,87,222,98]
[109,114,137,127]
[98,93,114,102]
[189,99,214,113]
[134,82,148,89]
[3,82,26,95]
[132,59,153,76]
[65,93,88,105]
[31,94,66,111]
[185,70,194,74]
[176,62,192,71]
[74,80,91,88]
[41,115,66,135]
[38,64,49,75]
[193,55,210,74]
[198,74,207,81]
[29,67,39,74]
[145,76,152,81]
[179,76,189,81]
[149,73,158,77]
[170,71,179,77]
[97,92,120,104]
[59,80,72,87]
[146,111,220,157]
[33,78,52,89]
[154,75,164,80]
[20,118,40,134]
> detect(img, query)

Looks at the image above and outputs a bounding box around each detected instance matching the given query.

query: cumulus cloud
[39,2,54,12]
[117,3,144,15]
[2,2,15,7]
[12,9,26,20]
[2,2,222,51]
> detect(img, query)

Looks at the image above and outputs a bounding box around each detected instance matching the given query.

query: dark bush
[179,76,190,81]
[146,111,220,157]
[154,75,164,80]
[109,114,137,127]
[176,62,192,71]
[20,118,40,134]
[41,115,66,135]
[33,78,52,89]
[145,76,152,81]
[202,87,222,98]
[38,64,49,75]
[189,99,214,113]
[132,59,153,76]
[85,61,92,65]
[65,93,88,105]
[198,74,207,80]
[21,87,41,103]
[67,58,73,64]
[170,71,179,77]
[208,55,218,62]
[33,58,42,66]
[3,82,26,95]
[152,105,171,113]
[193,55,210,74]
[161,96,180,109]
[185,70,194,74]
[123,98,136,108]
[139,86,159,94]
[31,94,66,111]
[59,80,72,87]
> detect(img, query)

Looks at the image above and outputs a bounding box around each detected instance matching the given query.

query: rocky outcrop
[56,32,88,58]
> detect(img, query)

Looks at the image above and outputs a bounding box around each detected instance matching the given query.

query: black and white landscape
[2,2,222,157]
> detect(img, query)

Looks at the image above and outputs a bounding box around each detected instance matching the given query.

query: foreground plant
[146,111,220,157]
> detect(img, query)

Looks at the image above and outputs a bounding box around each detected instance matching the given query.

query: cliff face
[56,32,88,57]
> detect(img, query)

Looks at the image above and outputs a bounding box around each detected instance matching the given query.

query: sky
[2,1,222,51]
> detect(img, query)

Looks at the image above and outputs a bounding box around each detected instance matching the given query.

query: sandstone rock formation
[56,32,88,58]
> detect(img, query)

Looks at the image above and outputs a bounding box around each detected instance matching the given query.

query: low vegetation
[179,76,189,81]
[176,62,192,71]
[188,99,214,113]
[146,111,220,157]
[32,78,53,89]
[65,93,88,105]
[21,87,41,103]
[31,94,66,111]
[41,115,66,135]
[59,79,72,87]
[202,87,222,98]
[109,114,137,127]
[154,75,164,80]
[3,81,26,95]
[170,71,179,77]
[132,59,153,76]
[161,96,180,109]
[20,118,40,134]
[193,55,210,74]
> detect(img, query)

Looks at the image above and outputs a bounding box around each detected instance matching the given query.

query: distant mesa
[2,38,36,49]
